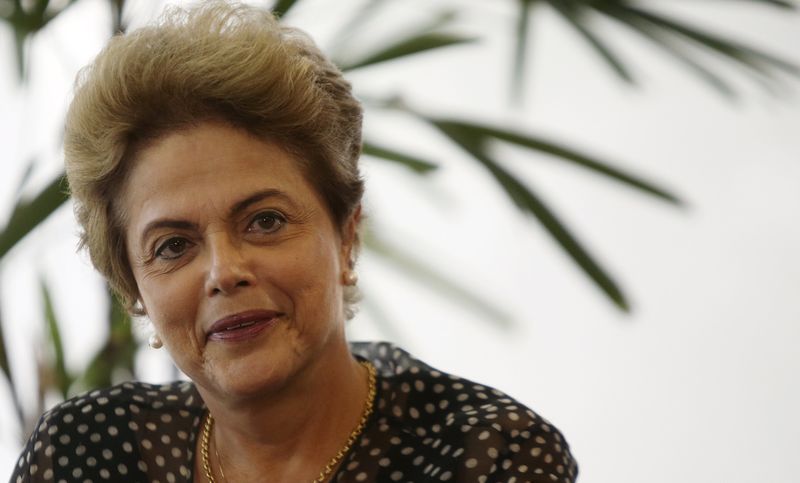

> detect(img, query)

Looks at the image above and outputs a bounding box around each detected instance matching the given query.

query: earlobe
[132,298,148,317]
[342,204,362,267]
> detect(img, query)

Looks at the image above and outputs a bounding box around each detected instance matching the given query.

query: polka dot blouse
[11,342,578,482]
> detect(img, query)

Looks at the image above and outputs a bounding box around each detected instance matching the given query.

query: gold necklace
[200,360,377,483]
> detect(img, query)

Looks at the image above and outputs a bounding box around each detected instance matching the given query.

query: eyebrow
[228,189,296,219]
[137,189,296,248]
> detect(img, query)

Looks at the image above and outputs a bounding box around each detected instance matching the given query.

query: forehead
[120,122,322,235]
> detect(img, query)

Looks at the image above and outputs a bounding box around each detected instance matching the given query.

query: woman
[11,2,577,482]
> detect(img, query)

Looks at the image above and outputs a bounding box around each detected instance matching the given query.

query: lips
[206,310,282,342]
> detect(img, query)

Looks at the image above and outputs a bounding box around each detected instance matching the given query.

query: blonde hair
[65,1,363,317]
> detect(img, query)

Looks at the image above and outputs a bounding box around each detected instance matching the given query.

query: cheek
[138,271,201,335]
[281,238,343,315]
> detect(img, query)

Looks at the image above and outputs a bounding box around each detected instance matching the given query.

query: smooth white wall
[1,1,798,482]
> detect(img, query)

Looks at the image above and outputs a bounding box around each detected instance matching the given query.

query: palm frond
[430,119,682,205]
[2,0,80,79]
[595,3,799,79]
[431,121,629,310]
[732,0,796,8]
[41,279,73,399]
[362,141,438,174]
[338,32,476,71]
[0,302,23,426]
[79,290,136,390]
[512,0,536,100]
[272,0,301,18]
[545,0,635,83]
[0,174,69,260]
[599,9,737,98]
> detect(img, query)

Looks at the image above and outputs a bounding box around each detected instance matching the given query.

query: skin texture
[121,121,368,481]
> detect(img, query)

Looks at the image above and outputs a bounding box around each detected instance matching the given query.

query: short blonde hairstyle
[65,1,363,317]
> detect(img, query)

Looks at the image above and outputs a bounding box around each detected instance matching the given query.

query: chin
[206,361,292,402]
[203,343,301,399]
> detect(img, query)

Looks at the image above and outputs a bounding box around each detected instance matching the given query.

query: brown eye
[155,237,191,260]
[248,211,286,234]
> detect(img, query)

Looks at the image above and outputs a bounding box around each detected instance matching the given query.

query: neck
[195,340,370,481]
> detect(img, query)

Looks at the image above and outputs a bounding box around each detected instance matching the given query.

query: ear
[131,296,148,318]
[340,204,362,269]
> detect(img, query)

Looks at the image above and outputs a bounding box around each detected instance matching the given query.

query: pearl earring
[148,334,163,349]
[343,270,358,286]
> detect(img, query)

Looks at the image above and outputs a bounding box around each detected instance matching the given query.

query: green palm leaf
[431,121,629,310]
[41,279,73,399]
[594,3,799,79]
[1,0,79,79]
[731,0,795,8]
[545,0,635,83]
[272,0,302,18]
[599,10,737,98]
[79,290,136,391]
[0,174,70,260]
[338,32,476,71]
[430,119,682,205]
[362,141,438,174]
[512,0,536,100]
[0,302,23,426]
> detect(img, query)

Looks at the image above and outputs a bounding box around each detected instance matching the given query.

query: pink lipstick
[206,310,281,342]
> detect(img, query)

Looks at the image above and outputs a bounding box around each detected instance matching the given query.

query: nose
[204,233,256,297]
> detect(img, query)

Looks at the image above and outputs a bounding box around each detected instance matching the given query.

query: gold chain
[200,360,377,483]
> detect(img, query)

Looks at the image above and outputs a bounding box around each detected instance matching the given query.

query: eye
[248,211,286,234]
[155,237,192,260]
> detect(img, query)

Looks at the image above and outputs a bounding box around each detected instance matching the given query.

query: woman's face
[122,121,356,401]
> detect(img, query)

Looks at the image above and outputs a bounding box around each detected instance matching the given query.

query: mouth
[206,310,282,342]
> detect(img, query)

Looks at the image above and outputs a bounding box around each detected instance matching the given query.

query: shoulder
[351,341,578,482]
[10,380,203,482]
[36,380,202,435]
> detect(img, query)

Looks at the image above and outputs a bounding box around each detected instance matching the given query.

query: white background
[1,1,799,482]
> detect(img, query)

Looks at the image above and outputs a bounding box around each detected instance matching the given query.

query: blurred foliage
[0,0,797,440]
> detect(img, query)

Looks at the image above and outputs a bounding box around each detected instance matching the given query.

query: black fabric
[10,342,577,482]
